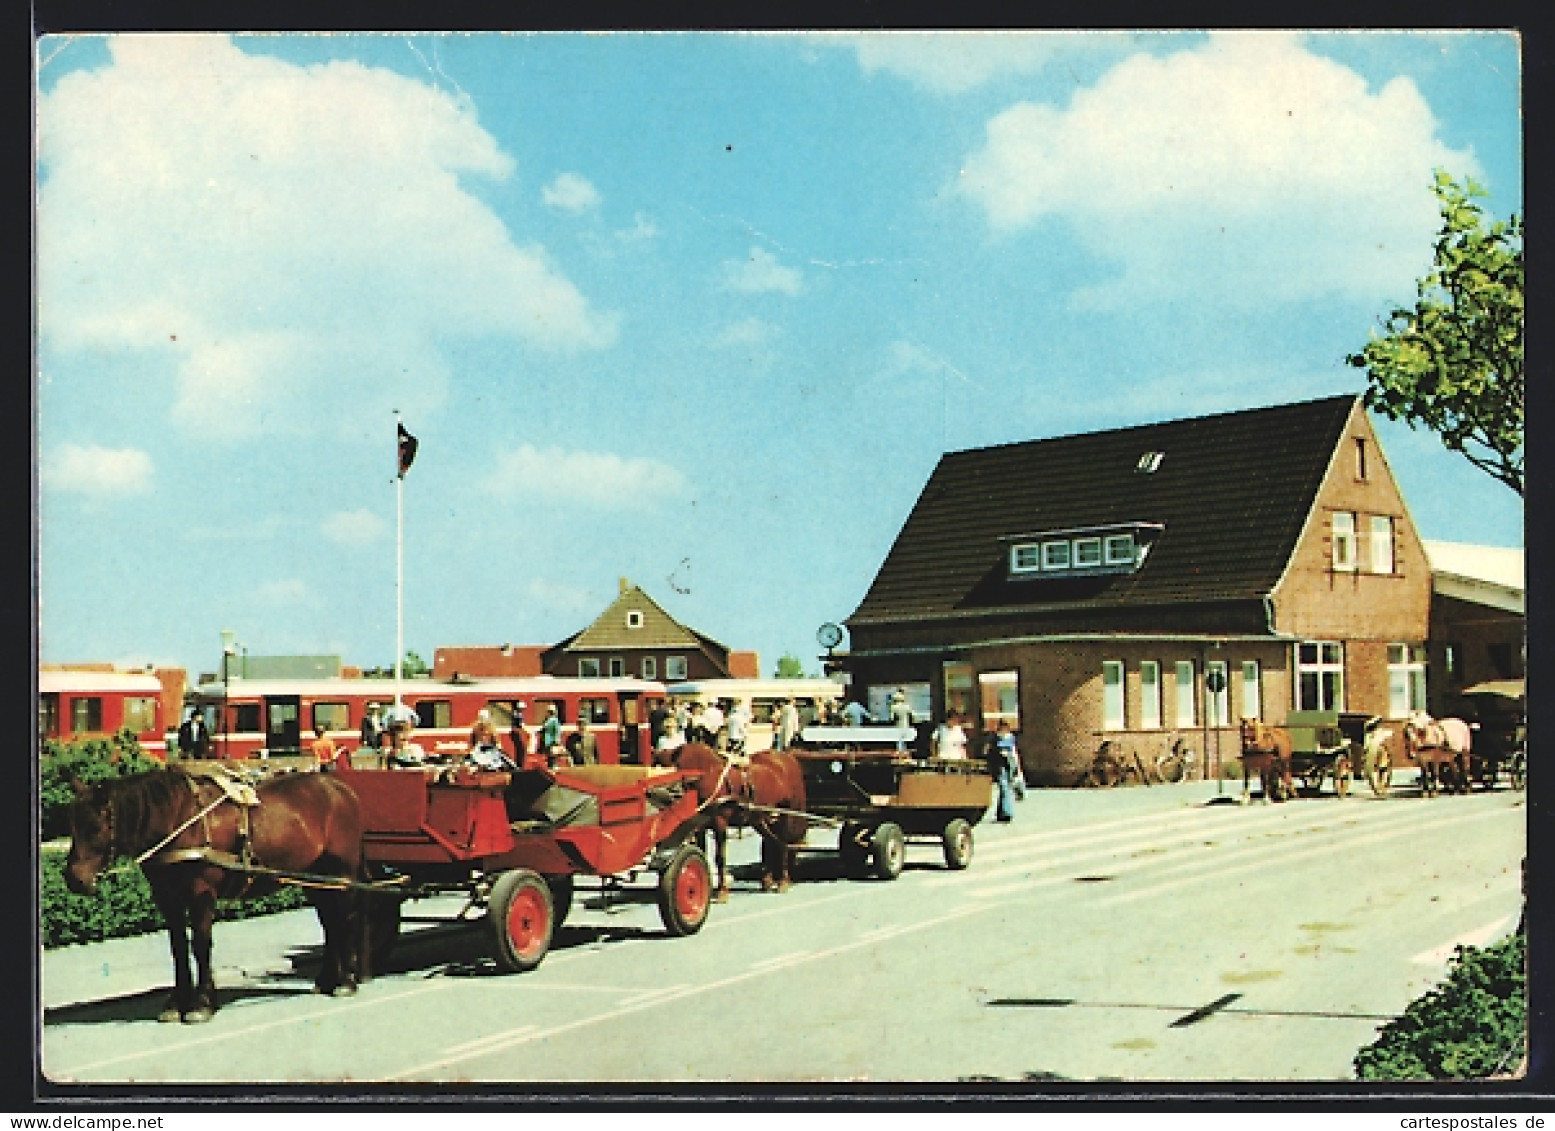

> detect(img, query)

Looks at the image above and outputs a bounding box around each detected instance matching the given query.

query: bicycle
[1151,732,1197,784]
[1087,739,1151,788]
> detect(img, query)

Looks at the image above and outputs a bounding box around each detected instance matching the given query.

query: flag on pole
[397,422,419,478]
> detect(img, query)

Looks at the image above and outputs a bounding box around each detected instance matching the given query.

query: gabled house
[841,394,1433,785]
[542,578,759,682]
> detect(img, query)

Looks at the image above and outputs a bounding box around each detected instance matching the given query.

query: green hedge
[1355,929,1526,1079]
[40,734,309,948]
[41,845,310,949]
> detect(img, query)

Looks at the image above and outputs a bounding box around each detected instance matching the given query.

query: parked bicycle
[1087,739,1150,788]
[1152,732,1197,784]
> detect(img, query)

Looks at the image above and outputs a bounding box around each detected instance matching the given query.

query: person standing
[933,715,968,760]
[775,697,801,751]
[360,704,383,753]
[508,702,530,765]
[310,722,339,770]
[991,721,1019,823]
[655,715,686,766]
[565,719,598,766]
[539,704,563,761]
[889,688,915,752]
[649,698,671,749]
[179,707,211,760]
[702,699,725,748]
[726,699,751,755]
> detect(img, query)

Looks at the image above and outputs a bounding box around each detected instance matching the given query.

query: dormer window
[1002,522,1162,580]
[626,610,644,629]
[1136,451,1165,474]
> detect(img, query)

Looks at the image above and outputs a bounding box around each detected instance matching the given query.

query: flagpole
[395,409,404,721]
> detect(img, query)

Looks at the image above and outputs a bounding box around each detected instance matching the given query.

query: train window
[416,700,453,729]
[71,697,103,734]
[39,694,59,738]
[666,656,688,680]
[486,701,521,728]
[123,696,158,735]
[579,698,611,724]
[313,702,350,731]
[233,704,262,733]
[578,658,601,677]
[534,698,566,724]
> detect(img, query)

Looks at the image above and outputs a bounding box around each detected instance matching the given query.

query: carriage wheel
[1333,756,1351,799]
[657,844,712,937]
[871,822,906,881]
[1300,764,1326,796]
[1369,754,1392,797]
[547,875,574,930]
[942,818,973,870]
[838,822,871,878]
[489,869,554,973]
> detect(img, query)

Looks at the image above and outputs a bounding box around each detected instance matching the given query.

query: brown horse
[1238,720,1295,803]
[63,767,365,1023]
[1403,712,1473,796]
[672,742,808,900]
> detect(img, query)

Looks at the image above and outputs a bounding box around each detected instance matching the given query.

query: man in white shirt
[701,699,725,748]
[726,699,751,753]
[932,716,968,760]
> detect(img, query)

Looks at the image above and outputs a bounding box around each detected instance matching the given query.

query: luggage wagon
[336,760,712,973]
[789,726,993,880]
[1459,679,1526,790]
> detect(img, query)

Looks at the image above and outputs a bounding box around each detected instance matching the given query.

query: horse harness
[134,771,264,891]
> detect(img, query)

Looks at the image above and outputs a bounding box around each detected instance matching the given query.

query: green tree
[402,650,430,677]
[773,653,810,679]
[1347,171,1523,495]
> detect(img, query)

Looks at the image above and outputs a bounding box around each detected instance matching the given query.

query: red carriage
[336,758,713,973]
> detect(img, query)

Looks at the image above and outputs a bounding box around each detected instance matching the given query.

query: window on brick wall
[1387,644,1427,717]
[1369,516,1395,574]
[1102,661,1125,730]
[1205,661,1230,727]
[1174,661,1196,727]
[1140,661,1162,729]
[1241,661,1262,721]
[1332,513,1357,572]
[1296,642,1344,711]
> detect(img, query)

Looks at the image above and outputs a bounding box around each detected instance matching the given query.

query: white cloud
[321,508,387,546]
[42,443,153,496]
[542,171,602,213]
[848,31,1074,94]
[37,35,617,438]
[722,247,803,296]
[958,33,1477,308]
[483,445,688,508]
[713,317,775,349]
[616,212,658,243]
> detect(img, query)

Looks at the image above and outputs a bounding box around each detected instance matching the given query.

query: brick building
[542,578,759,681]
[840,395,1434,785]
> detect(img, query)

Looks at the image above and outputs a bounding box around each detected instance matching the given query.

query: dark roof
[848,395,1360,629]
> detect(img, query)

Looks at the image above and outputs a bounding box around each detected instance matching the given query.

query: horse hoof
[777,880,792,894]
[182,1008,213,1024]
[158,1007,183,1024]
[714,888,730,904]
[331,983,358,998]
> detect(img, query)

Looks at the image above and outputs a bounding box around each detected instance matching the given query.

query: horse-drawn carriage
[788,726,994,880]
[1239,712,1391,801]
[1458,679,1526,790]
[336,759,713,973]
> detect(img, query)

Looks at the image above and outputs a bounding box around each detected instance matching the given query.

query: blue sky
[35,31,1524,679]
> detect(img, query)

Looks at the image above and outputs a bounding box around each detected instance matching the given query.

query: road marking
[1410,915,1518,966]
[1092,806,1511,910]
[749,950,812,971]
[620,983,691,1006]
[385,903,987,1080]
[442,1025,537,1057]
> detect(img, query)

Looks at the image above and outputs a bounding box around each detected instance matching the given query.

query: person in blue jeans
[992,721,1020,822]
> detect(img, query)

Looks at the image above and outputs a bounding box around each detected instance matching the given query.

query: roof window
[626,610,645,629]
[1004,522,1162,580]
[1136,451,1165,474]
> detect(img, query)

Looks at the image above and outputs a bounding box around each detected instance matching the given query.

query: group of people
[930,714,1022,823]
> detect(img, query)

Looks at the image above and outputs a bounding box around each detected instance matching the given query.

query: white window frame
[1205,660,1230,728]
[608,657,625,678]
[1387,644,1427,717]
[1073,537,1103,568]
[1102,661,1125,730]
[665,655,688,681]
[1296,641,1345,711]
[1104,533,1135,566]
[1240,661,1262,721]
[641,656,657,680]
[1139,661,1162,730]
[1010,543,1041,574]
[625,610,645,629]
[1174,661,1196,728]
[1369,515,1394,575]
[578,658,600,678]
[1332,512,1357,572]
[1041,541,1071,570]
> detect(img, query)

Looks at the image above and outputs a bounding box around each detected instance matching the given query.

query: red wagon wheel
[489,869,554,973]
[658,844,712,937]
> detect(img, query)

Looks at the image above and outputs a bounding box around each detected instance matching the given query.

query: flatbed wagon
[789,726,993,880]
[335,759,712,973]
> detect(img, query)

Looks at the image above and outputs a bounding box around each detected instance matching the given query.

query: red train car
[185,675,667,765]
[39,669,170,759]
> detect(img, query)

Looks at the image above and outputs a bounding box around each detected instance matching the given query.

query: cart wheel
[871,822,906,881]
[1301,765,1326,795]
[942,819,973,870]
[838,822,871,878]
[547,875,574,930]
[363,892,402,980]
[1369,753,1393,797]
[1334,756,1352,799]
[658,844,712,937]
[489,869,554,973]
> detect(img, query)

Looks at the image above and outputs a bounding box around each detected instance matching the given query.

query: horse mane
[102,768,193,856]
